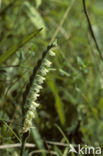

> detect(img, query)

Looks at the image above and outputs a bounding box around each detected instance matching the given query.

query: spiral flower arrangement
[22,43,56,133]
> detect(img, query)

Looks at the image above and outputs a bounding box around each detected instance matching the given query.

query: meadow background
[0,0,103,155]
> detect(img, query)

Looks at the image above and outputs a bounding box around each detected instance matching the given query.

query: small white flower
[23,119,32,131]
[27,110,34,119]
[34,84,43,90]
[49,50,55,56]
[44,59,52,67]
[40,67,49,75]
[29,105,36,110]
[33,93,40,100]
[31,101,39,107]
[33,84,43,93]
[36,75,45,84]
[34,88,40,93]
[31,93,40,101]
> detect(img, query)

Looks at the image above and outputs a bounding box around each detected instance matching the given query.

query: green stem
[20,131,29,156]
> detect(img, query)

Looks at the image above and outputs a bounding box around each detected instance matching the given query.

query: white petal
[49,50,55,56]
[40,67,49,75]
[31,93,40,100]
[36,75,45,84]
[32,101,39,107]
[27,110,34,119]
[44,59,52,67]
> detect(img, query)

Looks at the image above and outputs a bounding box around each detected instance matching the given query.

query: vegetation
[0,0,103,155]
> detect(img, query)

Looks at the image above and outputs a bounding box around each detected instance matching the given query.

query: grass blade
[47,75,66,126]
[0,28,42,64]
[55,124,75,156]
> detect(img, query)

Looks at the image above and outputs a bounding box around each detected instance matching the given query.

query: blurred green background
[0,0,103,155]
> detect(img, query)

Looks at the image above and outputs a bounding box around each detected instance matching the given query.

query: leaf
[3,121,21,143]
[77,56,83,66]
[59,69,71,77]
[24,1,46,38]
[47,75,66,126]
[0,28,42,64]
[31,128,46,156]
[55,124,74,156]
[36,0,42,8]
[63,147,69,156]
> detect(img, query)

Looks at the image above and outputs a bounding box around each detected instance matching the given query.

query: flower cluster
[23,49,56,132]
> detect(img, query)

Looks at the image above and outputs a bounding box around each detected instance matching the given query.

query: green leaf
[59,69,71,77]
[31,128,46,156]
[24,1,46,38]
[36,0,42,8]
[3,121,21,143]
[47,75,66,126]
[0,28,42,64]
[55,124,75,156]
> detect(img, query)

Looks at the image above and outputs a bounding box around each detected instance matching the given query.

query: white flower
[31,93,40,101]
[34,84,43,90]
[44,59,52,67]
[33,84,43,93]
[33,93,40,99]
[23,119,32,131]
[40,67,49,75]
[36,75,45,84]
[29,105,36,110]
[31,101,39,107]
[49,50,55,56]
[27,110,34,120]
[34,88,40,93]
